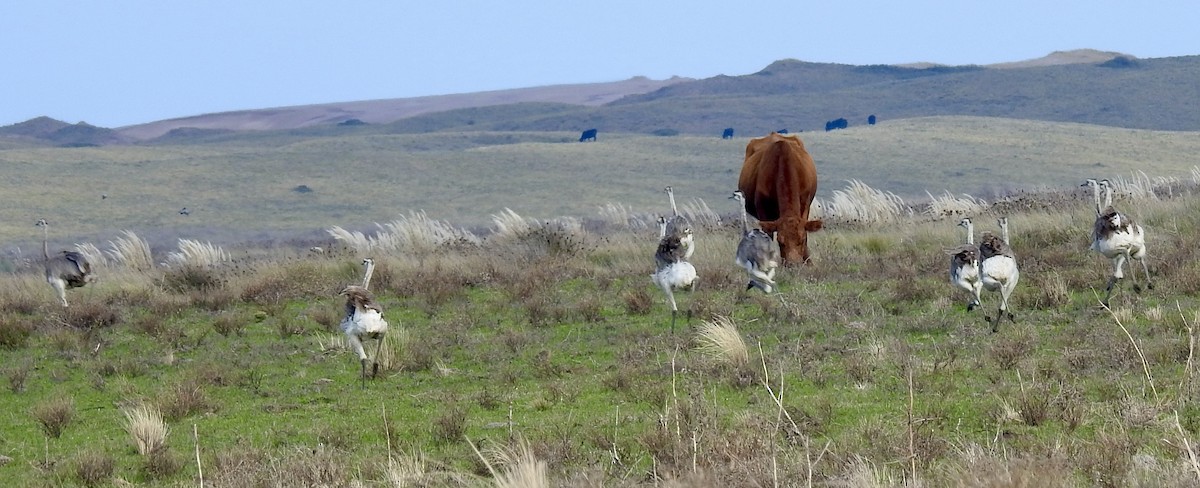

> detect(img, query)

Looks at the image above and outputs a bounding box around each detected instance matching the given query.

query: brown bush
[142,447,182,480]
[7,361,31,393]
[73,450,115,487]
[31,395,75,438]
[212,313,247,337]
[431,403,467,444]
[240,263,336,306]
[0,314,33,349]
[159,379,215,420]
[161,265,225,293]
[623,288,653,315]
[62,302,121,330]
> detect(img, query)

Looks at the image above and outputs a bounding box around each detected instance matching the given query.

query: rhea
[662,186,694,260]
[339,258,388,387]
[652,220,697,334]
[1087,179,1151,306]
[36,219,96,307]
[729,190,780,293]
[946,217,982,311]
[979,218,1019,332]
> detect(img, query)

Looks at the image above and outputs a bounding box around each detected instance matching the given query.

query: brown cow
[737,132,823,265]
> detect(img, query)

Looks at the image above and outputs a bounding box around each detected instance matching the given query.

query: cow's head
[760,216,823,265]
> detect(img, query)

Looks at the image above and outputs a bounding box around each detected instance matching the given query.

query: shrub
[0,314,33,349]
[31,395,75,438]
[73,450,115,487]
[622,288,653,315]
[7,361,31,393]
[212,313,246,337]
[143,447,181,479]
[240,262,333,305]
[159,379,214,420]
[162,265,225,293]
[432,403,467,444]
[62,302,121,330]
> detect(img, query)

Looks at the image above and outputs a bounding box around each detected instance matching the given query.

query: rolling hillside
[2,116,1198,254]
[4,49,1199,147]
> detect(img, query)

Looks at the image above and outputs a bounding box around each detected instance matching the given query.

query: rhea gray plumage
[730,190,780,293]
[1085,179,1151,306]
[947,217,981,311]
[652,203,697,334]
[36,219,95,307]
[661,186,694,260]
[340,257,388,388]
[979,225,1019,332]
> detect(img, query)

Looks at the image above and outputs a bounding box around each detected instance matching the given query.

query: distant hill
[0,116,126,147]
[113,76,692,141]
[4,49,1200,146]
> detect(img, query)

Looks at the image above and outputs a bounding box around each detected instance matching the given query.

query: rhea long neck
[42,225,50,261]
[362,261,375,290]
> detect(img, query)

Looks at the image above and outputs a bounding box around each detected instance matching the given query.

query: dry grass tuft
[472,436,550,488]
[107,230,154,271]
[122,402,168,456]
[925,190,989,218]
[826,179,910,223]
[72,242,107,268]
[829,455,896,487]
[598,202,655,230]
[490,208,537,240]
[680,197,722,230]
[329,210,481,255]
[694,316,748,366]
[166,238,230,268]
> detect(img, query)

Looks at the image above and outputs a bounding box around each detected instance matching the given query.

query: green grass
[2,187,1200,486]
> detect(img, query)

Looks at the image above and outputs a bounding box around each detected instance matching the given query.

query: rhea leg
[1132,249,1152,292]
[660,283,678,335]
[968,284,982,312]
[49,278,69,307]
[347,333,368,388]
[1104,254,1128,306]
[371,333,386,378]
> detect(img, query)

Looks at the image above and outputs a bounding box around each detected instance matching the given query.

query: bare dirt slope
[116,76,690,141]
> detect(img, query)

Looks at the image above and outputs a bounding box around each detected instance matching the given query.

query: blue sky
[2,1,1196,128]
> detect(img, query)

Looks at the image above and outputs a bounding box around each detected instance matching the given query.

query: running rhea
[652,221,697,334]
[730,190,780,293]
[1088,179,1151,306]
[979,219,1019,332]
[339,257,388,387]
[946,217,981,311]
[662,186,694,260]
[36,219,96,307]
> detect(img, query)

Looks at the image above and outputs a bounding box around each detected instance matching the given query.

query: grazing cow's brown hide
[737,132,823,265]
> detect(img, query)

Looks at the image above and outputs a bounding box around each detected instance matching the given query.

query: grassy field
[3,174,1200,485]
[3,116,1199,254]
